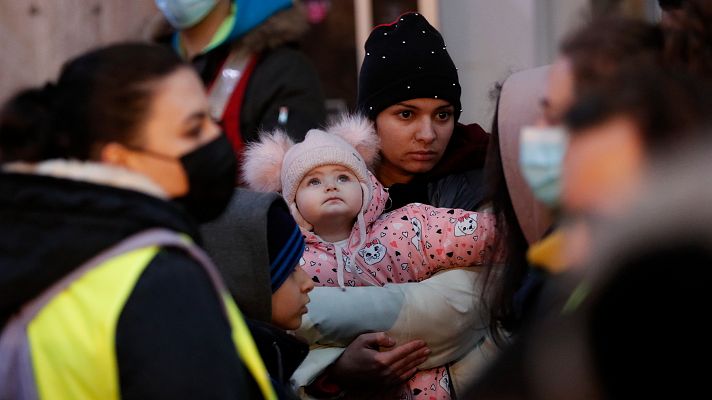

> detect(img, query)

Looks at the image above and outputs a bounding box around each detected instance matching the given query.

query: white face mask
[519,125,569,208]
[155,0,219,29]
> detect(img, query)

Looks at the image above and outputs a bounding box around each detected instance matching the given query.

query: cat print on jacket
[302,172,500,287]
[358,239,387,265]
[453,213,478,237]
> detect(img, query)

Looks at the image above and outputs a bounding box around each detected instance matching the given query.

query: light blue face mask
[155,0,219,29]
[519,125,568,208]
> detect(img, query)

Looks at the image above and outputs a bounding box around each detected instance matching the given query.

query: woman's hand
[328,332,431,388]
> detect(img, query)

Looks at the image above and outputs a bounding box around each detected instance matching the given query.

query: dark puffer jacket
[152,4,325,143]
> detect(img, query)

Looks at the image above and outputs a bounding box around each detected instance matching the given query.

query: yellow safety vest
[0,229,277,400]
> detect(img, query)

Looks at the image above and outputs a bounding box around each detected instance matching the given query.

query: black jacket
[154,6,325,142]
[247,320,309,399]
[0,172,259,399]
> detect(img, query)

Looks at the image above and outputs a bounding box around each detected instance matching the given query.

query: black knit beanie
[266,202,305,293]
[357,12,462,121]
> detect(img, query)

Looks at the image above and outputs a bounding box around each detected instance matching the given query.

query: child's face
[271,266,314,330]
[295,165,363,230]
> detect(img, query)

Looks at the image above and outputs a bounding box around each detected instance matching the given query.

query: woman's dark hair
[565,63,712,153]
[481,93,530,345]
[663,0,712,78]
[659,0,686,11]
[560,16,664,95]
[0,43,186,163]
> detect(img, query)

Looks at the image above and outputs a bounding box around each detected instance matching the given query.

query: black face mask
[127,133,237,223]
[173,133,237,223]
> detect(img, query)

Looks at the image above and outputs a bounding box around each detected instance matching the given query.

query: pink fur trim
[327,113,380,169]
[241,129,294,192]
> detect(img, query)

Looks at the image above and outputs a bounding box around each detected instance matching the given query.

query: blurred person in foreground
[560,63,712,268]
[464,136,712,399]
[481,16,665,340]
[0,43,275,399]
[465,60,712,400]
[465,6,712,398]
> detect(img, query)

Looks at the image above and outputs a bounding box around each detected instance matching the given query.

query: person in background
[0,43,273,399]
[243,115,499,288]
[202,190,315,399]
[357,12,490,211]
[478,91,543,342]
[284,13,497,399]
[152,0,326,167]
[242,114,501,399]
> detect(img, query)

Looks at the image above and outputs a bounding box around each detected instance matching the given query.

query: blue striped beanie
[267,202,306,292]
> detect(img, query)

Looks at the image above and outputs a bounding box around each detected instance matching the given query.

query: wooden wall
[1,1,659,109]
[0,0,159,103]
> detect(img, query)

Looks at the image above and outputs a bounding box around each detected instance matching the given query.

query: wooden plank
[0,0,159,103]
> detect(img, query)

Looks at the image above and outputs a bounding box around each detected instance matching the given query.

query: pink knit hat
[242,114,380,231]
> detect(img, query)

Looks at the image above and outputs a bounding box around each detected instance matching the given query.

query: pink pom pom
[327,113,381,169]
[241,129,294,192]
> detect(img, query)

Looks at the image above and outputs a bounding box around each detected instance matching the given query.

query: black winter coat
[153,6,325,143]
[248,320,309,399]
[0,172,260,399]
[193,43,326,142]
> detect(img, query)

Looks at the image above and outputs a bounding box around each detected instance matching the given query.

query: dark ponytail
[0,42,186,163]
[663,0,712,78]
[481,96,531,345]
[0,83,65,162]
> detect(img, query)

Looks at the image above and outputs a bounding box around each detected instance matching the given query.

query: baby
[201,192,315,398]
[243,114,500,399]
[243,114,498,289]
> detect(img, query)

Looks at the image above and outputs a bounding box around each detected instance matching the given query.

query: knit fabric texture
[281,129,371,209]
[266,201,305,292]
[357,12,462,120]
